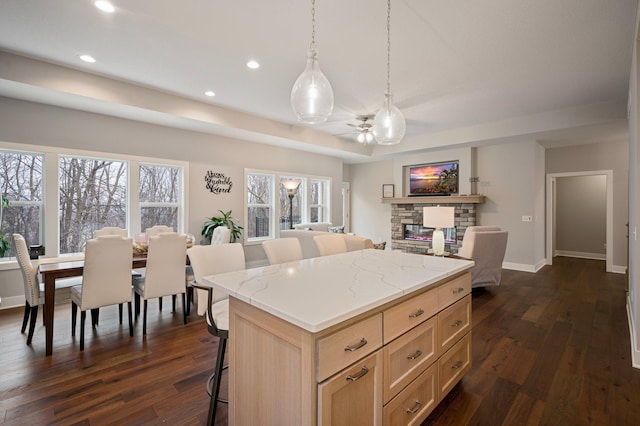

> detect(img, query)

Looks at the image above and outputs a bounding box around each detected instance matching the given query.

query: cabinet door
[318,350,383,426]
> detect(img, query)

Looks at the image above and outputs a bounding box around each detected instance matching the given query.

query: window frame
[245,168,331,245]
[0,141,188,267]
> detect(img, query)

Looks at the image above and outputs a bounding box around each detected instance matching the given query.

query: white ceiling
[0,0,636,162]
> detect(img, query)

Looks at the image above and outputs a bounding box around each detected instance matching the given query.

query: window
[59,156,127,254]
[246,170,331,242]
[247,173,273,240]
[139,163,182,231]
[0,151,44,257]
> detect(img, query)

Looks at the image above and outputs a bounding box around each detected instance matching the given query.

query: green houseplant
[201,209,243,244]
[0,195,10,257]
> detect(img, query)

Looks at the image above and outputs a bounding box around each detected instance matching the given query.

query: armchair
[457,226,508,288]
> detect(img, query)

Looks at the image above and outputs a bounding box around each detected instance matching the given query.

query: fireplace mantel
[381,195,486,204]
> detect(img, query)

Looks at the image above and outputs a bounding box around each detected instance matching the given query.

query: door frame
[545,170,613,272]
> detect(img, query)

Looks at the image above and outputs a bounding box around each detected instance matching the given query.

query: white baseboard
[0,295,25,310]
[555,250,606,260]
[502,262,535,273]
[626,295,640,369]
[612,265,627,274]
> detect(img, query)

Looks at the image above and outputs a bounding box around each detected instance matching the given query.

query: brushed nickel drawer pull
[451,360,463,369]
[451,319,463,327]
[407,349,423,360]
[346,365,369,381]
[453,287,465,294]
[408,308,424,318]
[406,400,422,414]
[344,338,367,352]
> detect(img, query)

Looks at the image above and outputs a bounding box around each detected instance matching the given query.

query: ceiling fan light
[365,132,374,143]
[373,93,406,145]
[290,51,334,124]
[357,132,365,143]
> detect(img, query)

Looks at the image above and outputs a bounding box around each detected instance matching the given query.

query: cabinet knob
[406,400,422,414]
[451,360,463,369]
[344,338,367,352]
[452,287,465,294]
[408,308,424,318]
[407,349,423,360]
[451,319,463,327]
[346,365,369,382]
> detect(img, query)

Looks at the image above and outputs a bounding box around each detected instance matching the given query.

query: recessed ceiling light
[94,1,115,13]
[204,91,216,97]
[80,55,96,63]
[246,60,260,70]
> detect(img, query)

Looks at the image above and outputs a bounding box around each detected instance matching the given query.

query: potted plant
[0,195,10,257]
[201,209,243,244]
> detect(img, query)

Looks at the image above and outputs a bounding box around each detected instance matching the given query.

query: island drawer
[437,294,471,356]
[383,316,437,403]
[383,362,438,426]
[438,331,471,397]
[383,287,438,343]
[317,313,383,382]
[437,273,470,310]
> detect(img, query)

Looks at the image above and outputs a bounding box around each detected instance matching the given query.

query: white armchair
[457,226,508,288]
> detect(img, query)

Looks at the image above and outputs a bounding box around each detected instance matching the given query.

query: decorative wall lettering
[205,171,232,194]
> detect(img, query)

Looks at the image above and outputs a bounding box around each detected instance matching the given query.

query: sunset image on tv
[409,162,458,195]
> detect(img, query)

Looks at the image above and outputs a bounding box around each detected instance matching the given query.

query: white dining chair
[94,226,128,238]
[70,235,134,351]
[13,233,81,345]
[187,243,245,425]
[262,238,303,265]
[145,225,174,237]
[132,232,188,335]
[313,234,347,256]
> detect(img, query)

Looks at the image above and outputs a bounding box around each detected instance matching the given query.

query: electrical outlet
[522,215,533,222]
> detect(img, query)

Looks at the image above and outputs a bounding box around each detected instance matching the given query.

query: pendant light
[290,0,334,124]
[373,0,406,145]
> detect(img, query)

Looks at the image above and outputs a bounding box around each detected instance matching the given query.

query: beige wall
[556,175,607,257]
[546,139,629,268]
[0,97,345,303]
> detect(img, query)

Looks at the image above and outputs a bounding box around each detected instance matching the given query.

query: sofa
[279,229,373,259]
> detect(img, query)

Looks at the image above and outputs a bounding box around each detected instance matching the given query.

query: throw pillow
[373,241,387,250]
[328,225,345,233]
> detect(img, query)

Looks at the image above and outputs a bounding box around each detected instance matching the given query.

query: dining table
[38,256,148,356]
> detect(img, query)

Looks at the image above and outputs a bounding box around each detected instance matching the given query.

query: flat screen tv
[407,161,459,196]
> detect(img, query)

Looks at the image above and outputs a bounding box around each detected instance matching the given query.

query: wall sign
[205,171,232,194]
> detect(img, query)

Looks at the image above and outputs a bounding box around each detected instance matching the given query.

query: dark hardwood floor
[0,257,638,425]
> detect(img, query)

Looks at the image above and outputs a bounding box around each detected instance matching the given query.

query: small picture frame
[382,184,395,198]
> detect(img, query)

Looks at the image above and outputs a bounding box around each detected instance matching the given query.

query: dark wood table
[39,257,148,356]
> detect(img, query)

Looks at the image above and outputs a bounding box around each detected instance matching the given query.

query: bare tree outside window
[247,173,272,238]
[59,156,127,253]
[0,151,43,254]
[139,164,181,231]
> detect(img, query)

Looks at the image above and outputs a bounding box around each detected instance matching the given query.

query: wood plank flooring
[0,257,638,425]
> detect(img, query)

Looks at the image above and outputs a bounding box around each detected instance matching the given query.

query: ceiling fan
[343,114,376,144]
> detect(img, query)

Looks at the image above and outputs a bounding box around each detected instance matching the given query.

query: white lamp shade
[423,206,455,229]
[282,180,301,191]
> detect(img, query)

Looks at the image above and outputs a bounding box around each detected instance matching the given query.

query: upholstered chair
[132,232,188,335]
[187,243,245,425]
[313,234,347,256]
[71,235,134,350]
[145,225,174,238]
[210,226,231,245]
[262,238,303,265]
[457,226,509,288]
[13,233,81,345]
[94,227,128,238]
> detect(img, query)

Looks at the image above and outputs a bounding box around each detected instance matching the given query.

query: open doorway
[546,170,613,272]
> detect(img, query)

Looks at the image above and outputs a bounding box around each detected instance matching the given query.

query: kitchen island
[202,249,474,425]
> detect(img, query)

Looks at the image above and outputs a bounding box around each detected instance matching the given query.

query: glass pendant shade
[290,51,334,124]
[373,93,406,145]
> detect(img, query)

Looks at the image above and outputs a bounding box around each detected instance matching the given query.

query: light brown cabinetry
[227,271,472,425]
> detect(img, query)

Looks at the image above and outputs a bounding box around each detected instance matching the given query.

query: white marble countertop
[201,249,474,333]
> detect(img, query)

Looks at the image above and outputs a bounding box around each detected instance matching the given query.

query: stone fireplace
[384,196,485,255]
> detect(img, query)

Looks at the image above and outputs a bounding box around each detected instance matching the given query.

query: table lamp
[423,206,455,256]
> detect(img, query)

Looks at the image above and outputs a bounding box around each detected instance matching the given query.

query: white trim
[627,295,640,369]
[555,250,606,260]
[612,265,628,274]
[0,295,25,310]
[502,261,544,273]
[546,170,613,273]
